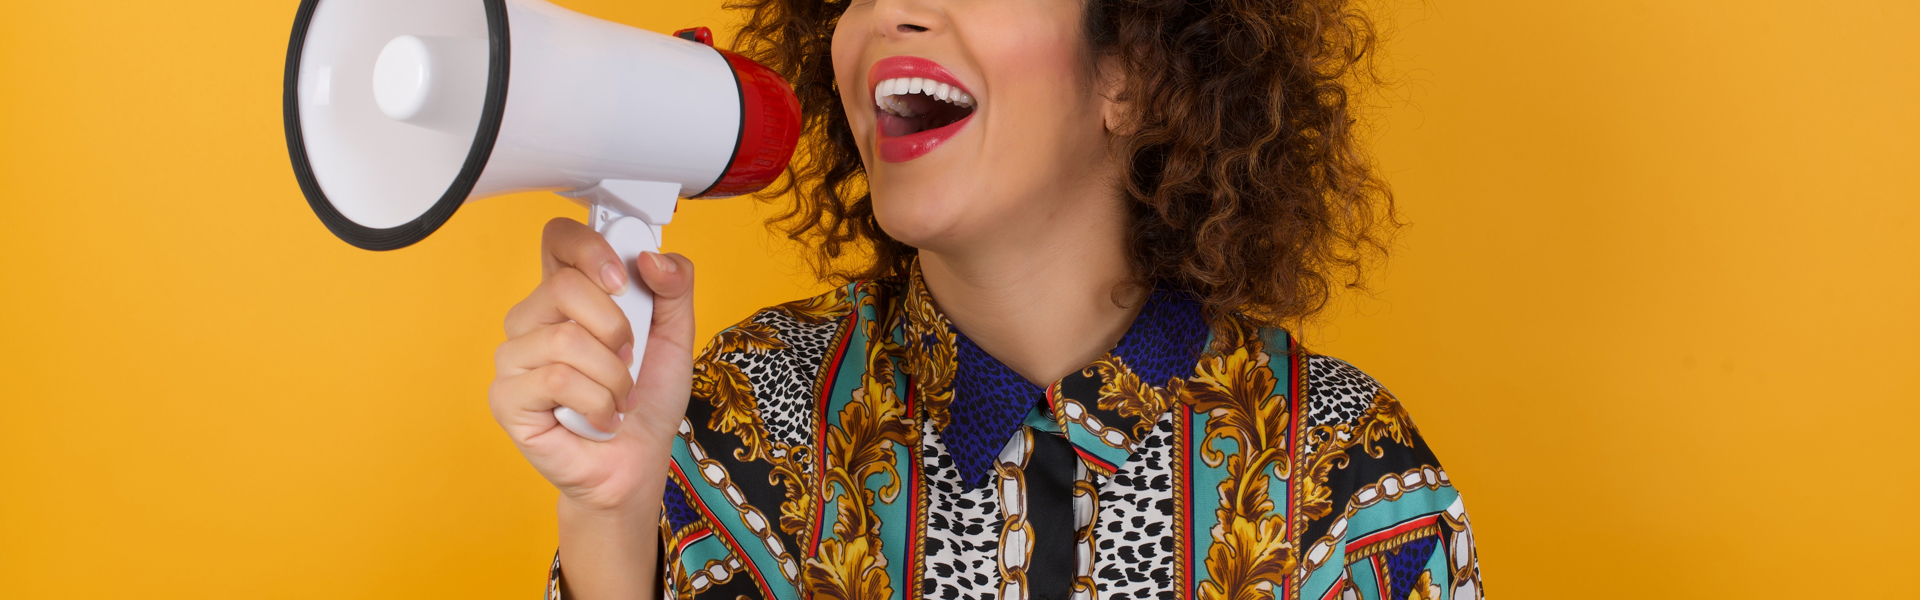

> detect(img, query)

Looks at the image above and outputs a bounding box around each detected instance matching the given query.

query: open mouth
[873,77,976,138]
[868,57,976,162]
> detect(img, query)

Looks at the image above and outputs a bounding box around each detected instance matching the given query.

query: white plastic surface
[295,0,490,229]
[548,182,677,442]
[372,35,432,121]
[292,0,743,228]
[469,0,741,198]
[558,179,680,229]
[291,0,739,440]
[371,34,490,133]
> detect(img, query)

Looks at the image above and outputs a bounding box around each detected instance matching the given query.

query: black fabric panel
[688,570,765,600]
[1057,370,1129,427]
[1299,430,1442,546]
[1024,431,1078,600]
[680,395,807,574]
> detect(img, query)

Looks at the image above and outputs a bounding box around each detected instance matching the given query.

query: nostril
[897,24,929,33]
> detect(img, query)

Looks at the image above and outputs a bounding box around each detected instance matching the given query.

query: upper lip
[867,56,972,103]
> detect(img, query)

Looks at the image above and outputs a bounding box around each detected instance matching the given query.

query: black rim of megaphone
[282,0,511,251]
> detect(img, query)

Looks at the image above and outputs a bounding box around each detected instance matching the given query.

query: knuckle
[487,378,521,415]
[503,298,532,329]
[553,321,594,354]
[606,312,634,343]
[542,217,579,239]
[539,364,578,395]
[491,378,522,407]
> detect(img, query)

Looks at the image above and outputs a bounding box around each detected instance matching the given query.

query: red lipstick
[869,56,976,163]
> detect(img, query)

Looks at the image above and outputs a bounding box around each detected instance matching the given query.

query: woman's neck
[917,198,1141,387]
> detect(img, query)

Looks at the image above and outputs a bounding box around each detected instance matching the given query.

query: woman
[488,0,1482,595]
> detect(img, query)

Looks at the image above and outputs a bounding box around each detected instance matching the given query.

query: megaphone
[282,0,802,441]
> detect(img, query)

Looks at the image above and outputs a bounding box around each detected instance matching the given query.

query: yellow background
[1,0,1914,598]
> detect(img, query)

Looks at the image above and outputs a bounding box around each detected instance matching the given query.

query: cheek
[967,14,1100,136]
[830,16,872,143]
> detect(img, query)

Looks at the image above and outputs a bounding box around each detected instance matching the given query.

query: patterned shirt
[547,263,1483,600]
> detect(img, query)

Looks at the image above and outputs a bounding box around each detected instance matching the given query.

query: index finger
[540,217,625,295]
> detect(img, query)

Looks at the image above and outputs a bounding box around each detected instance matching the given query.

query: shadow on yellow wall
[0,0,1914,598]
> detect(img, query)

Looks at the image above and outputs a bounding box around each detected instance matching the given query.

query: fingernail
[647,252,676,274]
[617,342,634,366]
[600,262,627,296]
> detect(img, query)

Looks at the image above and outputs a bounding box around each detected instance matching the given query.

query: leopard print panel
[920,425,1006,600]
[1302,355,1384,455]
[1092,412,1181,600]
[709,307,839,448]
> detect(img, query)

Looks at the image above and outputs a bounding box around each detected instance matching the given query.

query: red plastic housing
[698,50,802,198]
[671,26,715,47]
[669,27,800,199]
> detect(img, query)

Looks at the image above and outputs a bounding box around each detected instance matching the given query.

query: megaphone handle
[551,207,662,442]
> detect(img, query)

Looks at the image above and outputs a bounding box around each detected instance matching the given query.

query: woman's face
[832,0,1121,253]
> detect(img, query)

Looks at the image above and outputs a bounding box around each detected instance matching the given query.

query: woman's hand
[489,217,696,512]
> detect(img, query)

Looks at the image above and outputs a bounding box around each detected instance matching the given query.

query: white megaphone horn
[283,0,802,441]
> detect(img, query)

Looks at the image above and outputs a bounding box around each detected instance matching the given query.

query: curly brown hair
[728,0,1397,325]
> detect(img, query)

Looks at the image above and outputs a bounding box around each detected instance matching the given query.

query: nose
[870,0,941,39]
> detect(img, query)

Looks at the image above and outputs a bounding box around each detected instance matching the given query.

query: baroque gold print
[901,262,957,430]
[803,535,892,600]
[1088,356,1182,444]
[775,286,855,324]
[1182,320,1298,600]
[689,346,817,540]
[1297,388,1420,524]
[712,320,789,356]
[804,309,919,600]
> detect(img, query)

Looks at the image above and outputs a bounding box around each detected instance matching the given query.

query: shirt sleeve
[545,311,809,600]
[1318,480,1482,600]
[540,433,776,600]
[1296,356,1484,600]
[544,551,563,600]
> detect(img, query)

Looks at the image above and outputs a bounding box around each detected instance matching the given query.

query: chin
[869,180,983,251]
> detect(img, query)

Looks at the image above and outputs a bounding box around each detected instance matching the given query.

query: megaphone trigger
[547,180,678,442]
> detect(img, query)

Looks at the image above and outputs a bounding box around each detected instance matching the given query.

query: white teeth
[891,97,918,117]
[872,77,977,117]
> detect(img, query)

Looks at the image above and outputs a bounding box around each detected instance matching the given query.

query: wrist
[556,484,663,600]
[624,403,690,450]
[559,489,657,527]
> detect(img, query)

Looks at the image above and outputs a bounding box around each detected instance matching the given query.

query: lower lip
[877,113,974,163]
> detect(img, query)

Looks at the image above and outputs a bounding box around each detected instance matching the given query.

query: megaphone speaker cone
[284,0,508,251]
[284,0,803,442]
[284,0,802,250]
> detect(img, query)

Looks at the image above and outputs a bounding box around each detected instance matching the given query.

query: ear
[1095,54,1132,136]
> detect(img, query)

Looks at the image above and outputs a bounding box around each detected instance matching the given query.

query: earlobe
[1101,100,1128,135]
[1096,55,1131,135]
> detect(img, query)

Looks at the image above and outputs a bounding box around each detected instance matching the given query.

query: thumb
[637,252,696,341]
[627,252,696,433]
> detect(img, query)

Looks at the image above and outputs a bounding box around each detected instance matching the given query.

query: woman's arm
[492,218,700,600]
[555,487,664,599]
